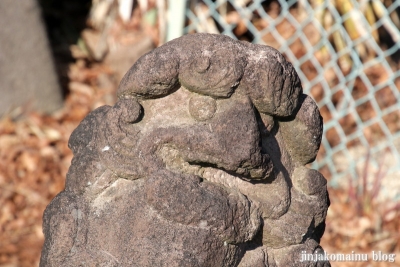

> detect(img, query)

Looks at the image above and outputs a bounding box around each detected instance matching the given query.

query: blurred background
[0,0,399,266]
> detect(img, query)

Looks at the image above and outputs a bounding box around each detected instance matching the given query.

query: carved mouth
[158,146,268,189]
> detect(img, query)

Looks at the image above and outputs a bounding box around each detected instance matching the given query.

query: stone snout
[136,91,274,182]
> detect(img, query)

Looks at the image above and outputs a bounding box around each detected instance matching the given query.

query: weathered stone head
[40,33,330,267]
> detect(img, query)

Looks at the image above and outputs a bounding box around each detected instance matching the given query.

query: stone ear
[279,94,323,165]
[113,98,143,124]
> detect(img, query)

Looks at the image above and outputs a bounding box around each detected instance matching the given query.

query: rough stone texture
[40,33,330,267]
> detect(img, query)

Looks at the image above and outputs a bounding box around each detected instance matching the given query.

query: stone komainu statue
[40,33,330,267]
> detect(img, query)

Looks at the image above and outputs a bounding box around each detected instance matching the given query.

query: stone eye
[188,95,217,121]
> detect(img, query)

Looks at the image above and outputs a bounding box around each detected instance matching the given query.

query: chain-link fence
[181,0,400,192]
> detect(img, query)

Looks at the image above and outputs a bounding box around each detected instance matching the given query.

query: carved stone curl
[40,33,330,267]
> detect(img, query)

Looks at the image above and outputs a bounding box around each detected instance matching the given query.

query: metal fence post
[167,0,187,41]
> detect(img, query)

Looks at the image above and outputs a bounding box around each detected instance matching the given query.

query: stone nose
[138,96,273,180]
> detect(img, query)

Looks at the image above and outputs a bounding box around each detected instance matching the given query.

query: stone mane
[118,33,302,117]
